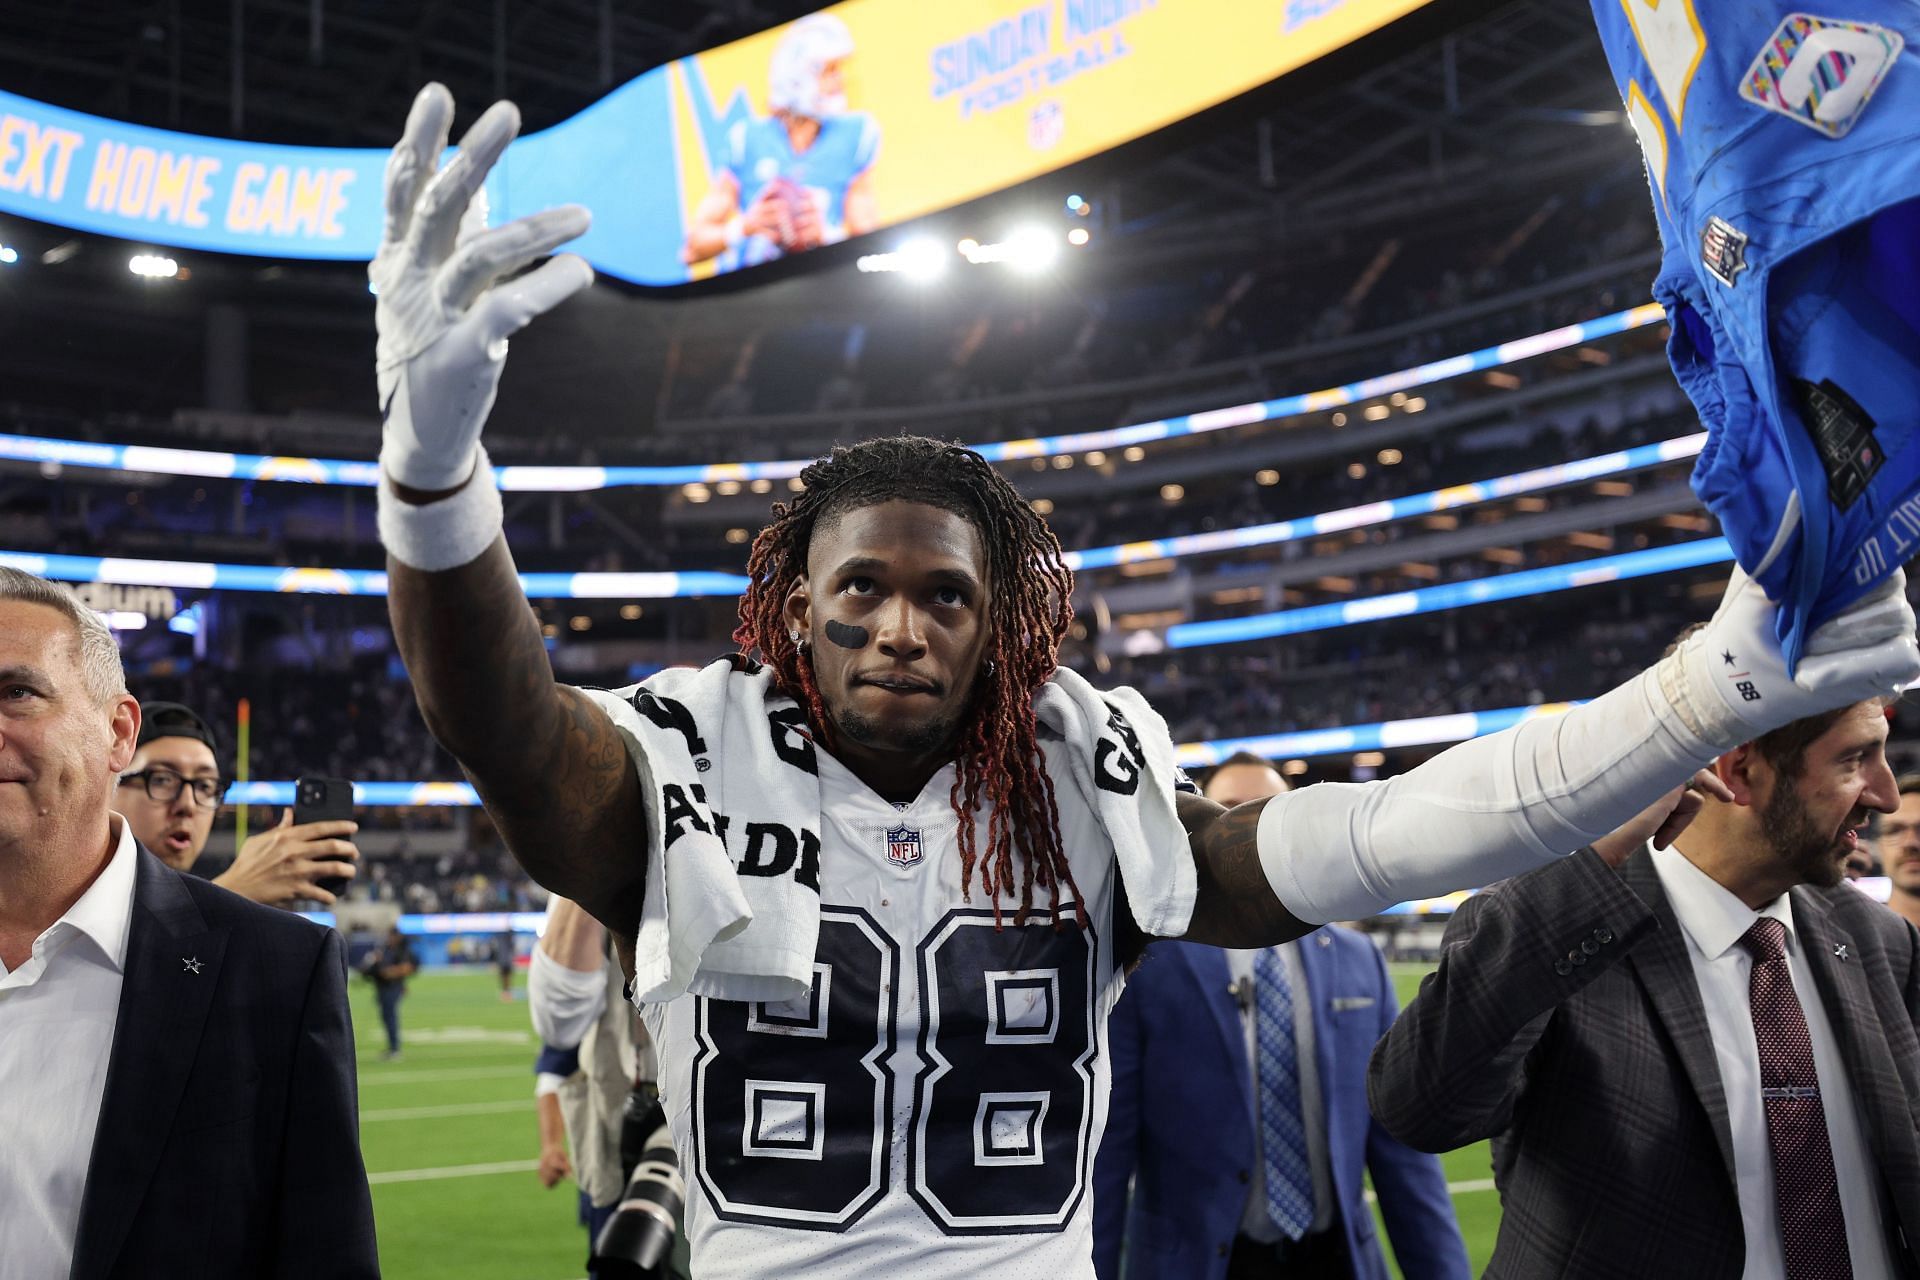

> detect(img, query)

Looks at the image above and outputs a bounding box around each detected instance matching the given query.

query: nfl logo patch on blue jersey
[884,825,923,868]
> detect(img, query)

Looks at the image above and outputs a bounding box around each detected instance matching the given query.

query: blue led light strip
[226,697,1592,807]
[2,303,1666,490]
[1066,433,1703,570]
[1165,537,1733,649]
[0,551,750,598]
[0,434,1706,598]
[1171,701,1586,769]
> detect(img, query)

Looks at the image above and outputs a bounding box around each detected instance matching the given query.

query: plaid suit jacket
[1367,847,1920,1279]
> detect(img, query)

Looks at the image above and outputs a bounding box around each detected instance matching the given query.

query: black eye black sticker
[824,619,870,650]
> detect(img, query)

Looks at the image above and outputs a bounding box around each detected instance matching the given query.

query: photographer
[363,925,417,1061]
[112,701,360,906]
[530,895,684,1278]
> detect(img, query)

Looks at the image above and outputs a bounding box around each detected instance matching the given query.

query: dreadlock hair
[732,435,1083,928]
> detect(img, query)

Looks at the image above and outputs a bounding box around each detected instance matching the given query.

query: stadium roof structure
[0,0,1633,260]
[0,0,1648,427]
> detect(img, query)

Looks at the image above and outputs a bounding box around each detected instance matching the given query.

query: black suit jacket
[1367,847,1920,1280]
[69,849,378,1280]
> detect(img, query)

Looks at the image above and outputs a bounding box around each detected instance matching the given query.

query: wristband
[376,445,502,572]
[723,214,746,249]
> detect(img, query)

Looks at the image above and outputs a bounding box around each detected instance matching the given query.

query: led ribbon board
[0,462,1714,597]
[0,302,1667,486]
[0,0,1432,285]
[223,696,1592,806]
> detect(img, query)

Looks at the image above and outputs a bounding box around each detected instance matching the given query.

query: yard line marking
[356,1026,532,1047]
[361,1099,533,1122]
[367,1159,539,1185]
[1365,1177,1496,1205]
[1445,1177,1497,1196]
[357,1065,528,1085]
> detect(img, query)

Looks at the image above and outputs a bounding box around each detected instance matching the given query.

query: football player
[370,86,1918,1277]
[681,12,880,270]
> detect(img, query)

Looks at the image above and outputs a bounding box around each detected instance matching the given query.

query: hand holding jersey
[1588,2,1920,670]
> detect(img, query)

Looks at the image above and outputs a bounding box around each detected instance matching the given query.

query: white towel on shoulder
[583,658,1196,1007]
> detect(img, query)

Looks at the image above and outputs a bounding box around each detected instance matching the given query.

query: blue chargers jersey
[1590,2,1920,669]
[720,112,879,270]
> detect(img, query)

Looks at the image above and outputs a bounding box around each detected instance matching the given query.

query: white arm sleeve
[1258,667,1713,924]
[534,1072,569,1100]
[528,947,609,1050]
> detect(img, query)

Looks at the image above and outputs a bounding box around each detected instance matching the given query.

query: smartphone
[294,775,356,900]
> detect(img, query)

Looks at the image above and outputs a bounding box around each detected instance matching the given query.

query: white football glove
[1659,565,1919,751]
[372,83,593,492]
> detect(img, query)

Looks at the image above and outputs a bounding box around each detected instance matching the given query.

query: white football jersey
[641,742,1133,1279]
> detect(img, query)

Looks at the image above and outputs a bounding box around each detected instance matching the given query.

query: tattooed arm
[370,88,637,936]
[387,526,646,941]
[1174,792,1313,947]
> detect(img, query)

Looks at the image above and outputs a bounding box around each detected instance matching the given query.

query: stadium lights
[957,227,1059,271]
[1067,227,1090,247]
[1006,226,1058,272]
[0,245,16,265]
[128,253,179,279]
[897,236,946,280]
[856,237,949,279]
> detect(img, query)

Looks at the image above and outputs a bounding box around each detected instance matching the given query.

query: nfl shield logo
[1700,216,1748,288]
[885,825,924,869]
[1028,100,1064,151]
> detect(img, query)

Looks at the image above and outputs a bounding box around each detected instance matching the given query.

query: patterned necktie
[1739,917,1852,1280]
[1254,946,1313,1241]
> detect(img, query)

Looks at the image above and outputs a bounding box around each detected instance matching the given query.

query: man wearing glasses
[113,701,361,906]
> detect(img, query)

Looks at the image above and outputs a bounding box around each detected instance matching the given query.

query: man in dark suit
[1096,753,1469,1280]
[1370,697,1920,1279]
[0,567,377,1279]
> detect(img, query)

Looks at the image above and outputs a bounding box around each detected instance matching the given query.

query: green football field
[357,963,1496,1278]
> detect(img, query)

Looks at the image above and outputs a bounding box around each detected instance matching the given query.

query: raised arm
[1175,567,1916,946]
[373,85,644,936]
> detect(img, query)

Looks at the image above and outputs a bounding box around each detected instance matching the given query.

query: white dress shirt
[0,815,139,1280]
[1650,843,1896,1279]
[1226,940,1334,1241]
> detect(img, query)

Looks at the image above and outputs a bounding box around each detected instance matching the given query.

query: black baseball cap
[136,701,222,756]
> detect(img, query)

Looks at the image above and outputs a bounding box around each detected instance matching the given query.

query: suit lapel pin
[1832,943,1849,962]
[182,956,203,974]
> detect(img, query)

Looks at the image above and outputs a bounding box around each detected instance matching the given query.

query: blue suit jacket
[68,848,378,1279]
[1094,928,1467,1280]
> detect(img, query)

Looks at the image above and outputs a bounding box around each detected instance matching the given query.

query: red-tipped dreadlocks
[731,436,1083,927]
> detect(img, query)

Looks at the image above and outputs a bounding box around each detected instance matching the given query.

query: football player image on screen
[682,13,881,271]
[370,84,1920,1278]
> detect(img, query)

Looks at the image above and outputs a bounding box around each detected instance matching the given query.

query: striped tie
[1740,918,1851,1280]
[1254,946,1314,1240]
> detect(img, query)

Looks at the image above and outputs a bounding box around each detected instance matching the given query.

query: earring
[984,659,997,677]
